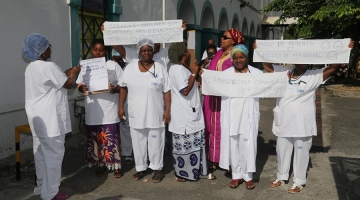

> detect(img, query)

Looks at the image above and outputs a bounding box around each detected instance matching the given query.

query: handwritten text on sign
[202,69,288,98]
[104,20,183,45]
[80,57,108,93]
[253,39,351,64]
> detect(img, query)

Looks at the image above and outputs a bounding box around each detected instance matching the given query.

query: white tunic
[120,61,170,129]
[76,60,123,125]
[219,65,262,171]
[168,64,205,134]
[25,61,71,138]
[124,46,170,69]
[272,65,325,137]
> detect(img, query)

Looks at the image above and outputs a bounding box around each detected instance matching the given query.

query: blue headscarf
[231,44,248,58]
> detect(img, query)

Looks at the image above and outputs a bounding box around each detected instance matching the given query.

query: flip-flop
[229,179,243,189]
[246,180,256,189]
[114,169,122,179]
[175,176,186,182]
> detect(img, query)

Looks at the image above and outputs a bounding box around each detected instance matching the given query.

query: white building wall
[0,0,80,158]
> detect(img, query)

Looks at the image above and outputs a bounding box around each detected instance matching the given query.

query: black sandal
[132,170,146,180]
[152,170,165,183]
[95,166,106,177]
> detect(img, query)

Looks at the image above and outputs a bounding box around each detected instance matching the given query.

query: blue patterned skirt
[172,129,208,180]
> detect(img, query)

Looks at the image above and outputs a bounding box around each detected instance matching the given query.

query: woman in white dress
[219,44,262,189]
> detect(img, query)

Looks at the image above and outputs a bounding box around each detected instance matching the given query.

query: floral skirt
[85,123,121,170]
[172,129,208,180]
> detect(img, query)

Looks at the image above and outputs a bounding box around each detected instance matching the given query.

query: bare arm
[181,61,199,96]
[63,66,81,89]
[253,41,274,73]
[118,87,128,121]
[163,91,171,124]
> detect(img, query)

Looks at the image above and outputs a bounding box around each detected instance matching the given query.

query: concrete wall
[0,0,81,158]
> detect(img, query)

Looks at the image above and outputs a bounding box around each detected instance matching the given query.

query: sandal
[270,179,285,188]
[95,166,106,177]
[201,173,217,180]
[114,169,122,179]
[246,180,256,189]
[51,191,68,200]
[229,179,243,189]
[132,171,147,180]
[288,183,303,193]
[152,170,165,183]
[175,176,186,182]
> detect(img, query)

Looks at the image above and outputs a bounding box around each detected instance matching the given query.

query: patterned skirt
[172,129,208,180]
[85,123,121,170]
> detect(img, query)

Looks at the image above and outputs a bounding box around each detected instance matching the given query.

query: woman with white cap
[22,33,80,200]
[118,38,171,183]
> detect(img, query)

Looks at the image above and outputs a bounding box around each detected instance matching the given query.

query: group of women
[22,27,353,200]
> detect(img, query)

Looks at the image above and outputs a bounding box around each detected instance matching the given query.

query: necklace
[289,69,306,85]
[140,60,157,78]
[223,51,230,56]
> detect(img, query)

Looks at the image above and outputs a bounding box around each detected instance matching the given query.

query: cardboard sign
[103,20,183,45]
[79,57,109,95]
[254,39,351,64]
[202,69,288,98]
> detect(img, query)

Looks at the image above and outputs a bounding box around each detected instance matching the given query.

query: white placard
[253,39,351,64]
[103,20,183,45]
[79,57,108,93]
[202,69,288,98]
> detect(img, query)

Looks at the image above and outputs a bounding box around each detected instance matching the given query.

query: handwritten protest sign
[103,20,183,45]
[79,57,109,95]
[202,69,288,98]
[253,38,351,64]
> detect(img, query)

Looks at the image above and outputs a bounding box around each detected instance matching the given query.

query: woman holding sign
[118,38,171,183]
[254,39,354,193]
[77,39,124,179]
[22,33,80,200]
[219,44,262,189]
[167,42,216,182]
[203,28,245,170]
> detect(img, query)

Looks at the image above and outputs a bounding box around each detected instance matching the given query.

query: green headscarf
[168,42,187,65]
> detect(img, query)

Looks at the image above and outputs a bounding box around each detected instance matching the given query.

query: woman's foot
[152,170,165,183]
[95,166,106,177]
[51,191,69,200]
[113,169,122,178]
[246,180,255,189]
[132,170,147,180]
[175,176,186,182]
[229,179,244,189]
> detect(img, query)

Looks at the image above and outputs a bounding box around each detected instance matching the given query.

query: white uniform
[272,64,325,186]
[168,64,205,134]
[219,66,262,181]
[120,60,170,171]
[76,60,123,125]
[124,46,170,69]
[25,60,70,200]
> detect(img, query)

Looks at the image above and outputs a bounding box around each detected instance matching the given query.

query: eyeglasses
[140,49,153,53]
[222,35,233,40]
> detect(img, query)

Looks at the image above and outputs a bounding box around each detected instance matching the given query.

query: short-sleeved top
[272,64,326,137]
[76,60,123,125]
[168,64,204,134]
[120,61,170,129]
[25,61,71,138]
[124,46,170,69]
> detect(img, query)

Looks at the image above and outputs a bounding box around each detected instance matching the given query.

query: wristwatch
[191,74,196,77]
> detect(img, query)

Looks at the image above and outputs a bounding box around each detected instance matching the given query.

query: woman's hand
[349,39,354,49]
[182,20,186,31]
[163,110,171,125]
[118,106,126,121]
[198,68,204,76]
[253,41,257,49]
[190,60,199,75]
[65,66,81,77]
[78,84,88,93]
[109,84,119,94]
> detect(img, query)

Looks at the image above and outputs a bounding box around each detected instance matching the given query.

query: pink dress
[203,49,233,163]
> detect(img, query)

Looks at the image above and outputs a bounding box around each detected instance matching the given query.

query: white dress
[219,65,262,177]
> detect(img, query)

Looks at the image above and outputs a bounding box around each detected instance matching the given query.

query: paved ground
[0,87,359,200]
